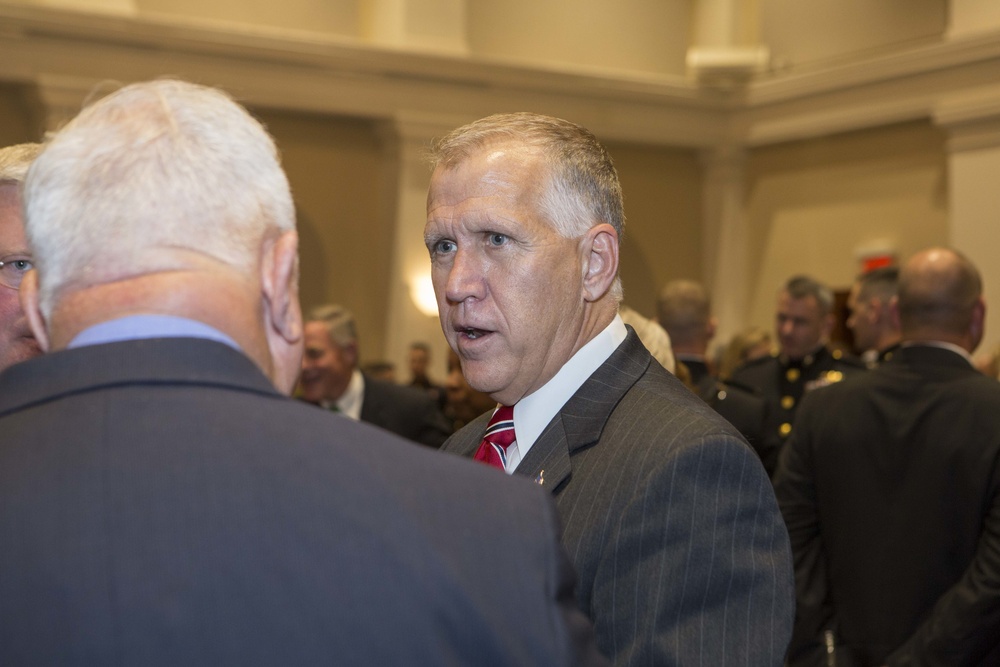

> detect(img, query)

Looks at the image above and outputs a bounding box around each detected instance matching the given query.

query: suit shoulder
[729,354,779,384]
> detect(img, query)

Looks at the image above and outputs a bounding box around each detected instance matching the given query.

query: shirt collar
[68,315,241,351]
[332,369,365,420]
[514,315,627,455]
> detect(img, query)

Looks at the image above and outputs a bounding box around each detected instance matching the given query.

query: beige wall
[0,83,40,147]
[760,0,946,69]
[466,0,691,76]
[136,0,360,36]
[606,140,703,318]
[252,109,393,365]
[744,120,948,335]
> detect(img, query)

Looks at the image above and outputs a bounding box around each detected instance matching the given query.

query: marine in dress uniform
[731,275,866,476]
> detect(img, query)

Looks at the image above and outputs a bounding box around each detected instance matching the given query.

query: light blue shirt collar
[68,315,241,351]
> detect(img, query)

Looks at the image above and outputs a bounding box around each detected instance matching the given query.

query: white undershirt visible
[322,369,365,421]
[501,315,628,474]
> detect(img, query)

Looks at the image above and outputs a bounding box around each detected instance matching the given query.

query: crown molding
[2,4,1000,149]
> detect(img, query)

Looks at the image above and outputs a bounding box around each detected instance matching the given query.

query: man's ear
[970,296,986,351]
[19,269,50,352]
[581,223,619,303]
[261,230,303,345]
[888,295,901,332]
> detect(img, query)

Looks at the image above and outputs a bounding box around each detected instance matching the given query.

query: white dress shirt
[322,369,365,420]
[502,315,628,473]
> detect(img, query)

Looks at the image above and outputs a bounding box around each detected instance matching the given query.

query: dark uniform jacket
[775,344,1000,666]
[730,346,866,476]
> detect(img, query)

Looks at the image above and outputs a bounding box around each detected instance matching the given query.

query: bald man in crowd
[657,279,768,466]
[0,143,42,372]
[0,80,607,666]
[776,247,1000,665]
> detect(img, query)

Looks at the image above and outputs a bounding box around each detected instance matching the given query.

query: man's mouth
[458,327,490,340]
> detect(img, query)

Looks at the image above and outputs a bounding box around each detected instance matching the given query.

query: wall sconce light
[410,274,439,317]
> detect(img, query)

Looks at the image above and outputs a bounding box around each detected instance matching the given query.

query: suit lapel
[515,329,651,492]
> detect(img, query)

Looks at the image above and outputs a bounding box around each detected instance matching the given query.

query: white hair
[23,79,295,318]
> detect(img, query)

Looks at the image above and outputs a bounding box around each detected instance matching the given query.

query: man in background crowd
[657,279,769,468]
[407,340,446,406]
[846,265,901,367]
[0,142,42,372]
[427,111,793,665]
[731,274,865,470]
[776,247,1000,665]
[299,304,452,447]
[0,79,607,666]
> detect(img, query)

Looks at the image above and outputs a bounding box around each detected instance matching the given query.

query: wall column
[701,144,751,348]
[361,0,467,54]
[378,112,468,383]
[935,93,1000,356]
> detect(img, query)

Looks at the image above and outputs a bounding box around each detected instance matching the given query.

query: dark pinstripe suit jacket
[444,330,795,665]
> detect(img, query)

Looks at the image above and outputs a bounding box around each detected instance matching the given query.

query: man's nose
[444,250,485,303]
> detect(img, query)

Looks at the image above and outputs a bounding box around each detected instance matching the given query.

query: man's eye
[1,258,32,273]
[433,240,456,254]
[488,233,507,246]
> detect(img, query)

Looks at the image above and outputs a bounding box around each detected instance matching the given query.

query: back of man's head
[657,280,712,351]
[856,266,899,304]
[25,79,295,319]
[897,247,983,348]
[22,79,302,391]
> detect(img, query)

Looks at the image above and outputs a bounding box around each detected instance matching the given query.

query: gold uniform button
[786,368,800,382]
[781,395,795,410]
[779,423,792,437]
[825,370,843,383]
[832,349,843,359]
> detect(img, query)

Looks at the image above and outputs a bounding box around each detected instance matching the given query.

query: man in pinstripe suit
[425,112,794,665]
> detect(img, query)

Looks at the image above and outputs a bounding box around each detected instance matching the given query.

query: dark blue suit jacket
[0,338,607,666]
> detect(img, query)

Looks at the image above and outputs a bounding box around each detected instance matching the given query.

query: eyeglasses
[0,256,33,290]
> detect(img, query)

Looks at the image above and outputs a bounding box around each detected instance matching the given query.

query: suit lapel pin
[535,470,545,486]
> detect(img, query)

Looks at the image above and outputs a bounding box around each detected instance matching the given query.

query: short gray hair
[0,143,43,185]
[783,275,833,316]
[855,265,899,303]
[24,79,295,318]
[308,304,357,349]
[657,279,711,346]
[428,112,625,302]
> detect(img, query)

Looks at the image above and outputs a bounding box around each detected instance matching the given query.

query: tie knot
[485,405,516,447]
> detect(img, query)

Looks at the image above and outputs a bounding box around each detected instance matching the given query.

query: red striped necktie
[473,405,516,470]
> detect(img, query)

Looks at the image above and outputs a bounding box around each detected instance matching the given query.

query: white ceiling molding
[2,4,1000,149]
